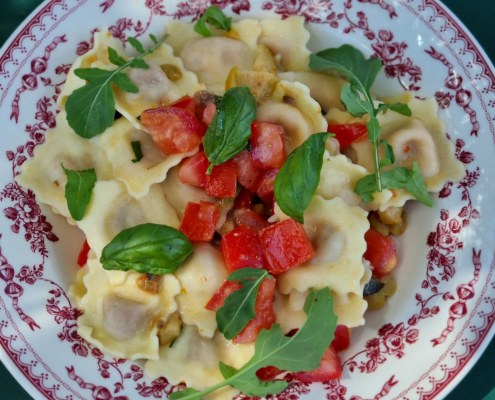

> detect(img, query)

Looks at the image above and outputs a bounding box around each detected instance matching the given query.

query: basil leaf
[194,6,232,37]
[100,223,193,275]
[131,140,143,163]
[61,164,96,221]
[203,86,256,173]
[217,269,270,340]
[171,288,337,400]
[274,132,329,223]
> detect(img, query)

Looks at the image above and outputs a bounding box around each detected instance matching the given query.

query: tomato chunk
[180,201,219,242]
[327,123,368,150]
[232,209,270,232]
[205,160,238,198]
[77,240,90,267]
[220,225,267,272]
[234,277,276,344]
[233,150,261,191]
[331,325,351,352]
[141,106,206,155]
[260,218,314,275]
[255,168,279,205]
[202,101,217,126]
[205,280,242,311]
[233,187,255,210]
[364,228,397,278]
[294,345,342,382]
[170,95,198,115]
[250,122,286,170]
[178,149,209,188]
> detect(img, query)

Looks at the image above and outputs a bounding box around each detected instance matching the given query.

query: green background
[0,0,493,399]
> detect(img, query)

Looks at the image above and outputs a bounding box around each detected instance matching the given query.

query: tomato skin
[260,218,315,275]
[202,102,217,126]
[327,123,368,150]
[363,228,397,278]
[180,201,219,242]
[250,122,286,170]
[205,160,238,198]
[141,106,206,155]
[331,325,351,352]
[77,240,90,267]
[232,208,270,232]
[233,187,255,210]
[233,150,261,191]
[170,95,198,115]
[255,168,279,206]
[293,345,342,382]
[205,280,241,311]
[220,225,267,272]
[178,149,209,188]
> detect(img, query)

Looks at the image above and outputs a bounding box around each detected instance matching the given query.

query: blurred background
[0,0,493,399]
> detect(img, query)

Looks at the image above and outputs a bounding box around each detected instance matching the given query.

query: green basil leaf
[131,140,143,163]
[194,6,232,37]
[61,164,96,221]
[217,269,270,340]
[100,223,193,275]
[203,86,256,173]
[274,132,329,223]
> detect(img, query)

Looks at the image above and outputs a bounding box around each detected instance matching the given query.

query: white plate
[0,0,493,399]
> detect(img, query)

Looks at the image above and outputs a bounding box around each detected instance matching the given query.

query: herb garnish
[100,223,193,275]
[203,86,256,173]
[309,45,432,206]
[217,268,271,340]
[131,140,143,163]
[61,164,96,221]
[274,132,330,223]
[66,34,168,139]
[194,6,232,37]
[170,288,337,400]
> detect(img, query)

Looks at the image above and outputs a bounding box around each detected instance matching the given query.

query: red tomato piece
[255,168,279,205]
[180,201,219,242]
[77,240,90,267]
[202,102,217,126]
[170,95,198,115]
[250,122,286,170]
[140,106,206,155]
[232,208,270,232]
[205,160,238,198]
[178,149,209,188]
[233,187,255,210]
[220,225,267,272]
[256,365,283,381]
[234,277,276,344]
[331,325,351,352]
[327,123,368,150]
[294,345,342,382]
[233,150,261,191]
[205,280,242,311]
[260,218,315,275]
[363,228,397,278]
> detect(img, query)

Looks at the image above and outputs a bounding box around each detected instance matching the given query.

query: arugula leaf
[274,132,329,223]
[66,34,168,138]
[217,268,270,340]
[194,6,232,37]
[61,164,96,221]
[203,86,256,173]
[376,102,412,116]
[131,140,143,163]
[170,288,337,400]
[100,223,193,275]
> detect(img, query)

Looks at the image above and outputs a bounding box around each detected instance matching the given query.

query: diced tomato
[327,123,368,150]
[178,149,209,188]
[255,168,279,205]
[250,122,286,170]
[202,102,217,126]
[331,325,351,352]
[233,150,261,191]
[205,160,238,198]
[140,106,206,155]
[363,228,397,278]
[77,240,90,267]
[260,218,315,275]
[221,225,267,272]
[232,209,270,232]
[234,277,276,344]
[233,187,255,210]
[256,365,283,381]
[170,95,198,115]
[294,345,342,382]
[205,280,242,311]
[180,201,219,242]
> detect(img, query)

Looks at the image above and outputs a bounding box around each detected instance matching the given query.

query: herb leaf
[203,86,256,173]
[131,140,143,163]
[66,34,168,138]
[274,132,329,223]
[217,268,270,340]
[100,223,193,275]
[170,288,337,400]
[194,6,232,37]
[61,164,96,221]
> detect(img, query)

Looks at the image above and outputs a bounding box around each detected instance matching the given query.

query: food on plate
[16,6,464,400]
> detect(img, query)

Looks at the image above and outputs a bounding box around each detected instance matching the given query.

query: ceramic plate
[0,0,493,399]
